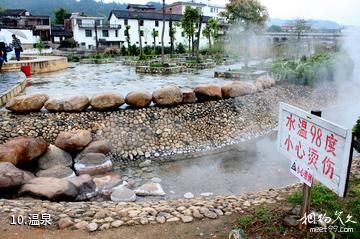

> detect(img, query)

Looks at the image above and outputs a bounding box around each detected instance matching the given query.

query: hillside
[268,18,341,30]
[0,0,128,18]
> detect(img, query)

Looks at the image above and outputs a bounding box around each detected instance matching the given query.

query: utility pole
[94,20,99,54]
[161,0,165,64]
[169,8,174,58]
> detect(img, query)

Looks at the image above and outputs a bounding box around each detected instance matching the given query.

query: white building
[69,13,122,49]
[165,1,225,20]
[108,10,210,49]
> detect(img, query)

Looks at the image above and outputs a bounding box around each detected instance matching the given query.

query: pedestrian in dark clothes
[12,34,22,61]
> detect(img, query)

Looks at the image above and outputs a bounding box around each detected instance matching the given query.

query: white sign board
[277,102,353,197]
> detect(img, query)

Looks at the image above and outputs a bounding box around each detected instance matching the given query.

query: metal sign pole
[299,110,322,230]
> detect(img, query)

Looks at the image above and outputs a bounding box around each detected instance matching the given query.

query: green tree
[161,0,165,64]
[35,41,45,55]
[202,18,220,49]
[54,8,70,24]
[221,0,268,67]
[181,6,200,56]
[124,25,131,56]
[151,28,159,51]
[221,0,268,28]
[136,16,144,59]
[267,25,282,32]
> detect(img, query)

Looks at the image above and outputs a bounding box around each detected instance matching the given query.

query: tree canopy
[221,0,268,28]
[181,6,200,39]
[54,8,70,24]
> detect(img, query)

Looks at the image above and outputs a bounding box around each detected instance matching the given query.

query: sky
[101,0,360,26]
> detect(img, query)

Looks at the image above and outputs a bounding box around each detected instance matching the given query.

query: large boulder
[0,162,34,188]
[81,140,112,155]
[111,185,136,202]
[36,165,75,178]
[181,88,197,104]
[153,86,183,106]
[134,182,166,196]
[67,174,97,201]
[74,153,113,176]
[222,81,257,98]
[125,91,152,108]
[194,85,222,102]
[0,137,48,166]
[5,93,49,113]
[44,96,90,112]
[37,144,72,170]
[19,177,78,201]
[55,130,92,151]
[93,172,122,197]
[255,75,276,90]
[90,93,125,111]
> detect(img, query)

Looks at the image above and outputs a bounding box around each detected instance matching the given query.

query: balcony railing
[78,23,122,29]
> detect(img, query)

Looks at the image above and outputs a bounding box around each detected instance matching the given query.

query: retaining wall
[0,72,27,106]
[2,56,68,74]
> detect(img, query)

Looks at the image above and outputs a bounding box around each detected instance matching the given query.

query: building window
[155,20,159,27]
[139,20,144,26]
[210,8,213,13]
[42,19,49,25]
[124,19,128,25]
[81,42,86,46]
[102,30,109,37]
[85,30,92,37]
[181,32,185,37]
[140,30,144,36]
[95,19,100,26]
[115,30,118,37]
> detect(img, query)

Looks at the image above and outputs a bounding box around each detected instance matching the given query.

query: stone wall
[2,56,68,74]
[0,73,27,106]
[135,66,186,74]
[0,83,335,163]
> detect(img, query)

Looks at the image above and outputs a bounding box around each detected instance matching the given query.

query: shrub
[269,52,354,85]
[59,38,77,48]
[120,45,127,56]
[353,118,360,153]
[175,43,186,54]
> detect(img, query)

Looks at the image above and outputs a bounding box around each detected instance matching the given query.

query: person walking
[0,42,7,72]
[12,34,22,61]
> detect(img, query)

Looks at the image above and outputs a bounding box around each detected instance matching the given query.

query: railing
[78,24,122,29]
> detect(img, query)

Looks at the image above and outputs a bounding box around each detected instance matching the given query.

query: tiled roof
[110,10,210,22]
[0,9,27,17]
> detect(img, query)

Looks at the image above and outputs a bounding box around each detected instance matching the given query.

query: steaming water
[119,101,360,200]
[23,62,239,97]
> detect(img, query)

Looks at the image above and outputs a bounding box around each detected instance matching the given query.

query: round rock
[54,130,92,151]
[5,93,49,113]
[44,96,90,112]
[111,186,136,202]
[125,91,152,108]
[90,93,125,111]
[153,85,183,106]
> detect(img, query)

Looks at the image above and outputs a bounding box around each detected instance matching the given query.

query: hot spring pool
[23,62,240,97]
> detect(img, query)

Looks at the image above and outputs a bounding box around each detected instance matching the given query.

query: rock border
[0,72,27,106]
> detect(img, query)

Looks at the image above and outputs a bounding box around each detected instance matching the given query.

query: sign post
[277,103,353,229]
[298,110,322,230]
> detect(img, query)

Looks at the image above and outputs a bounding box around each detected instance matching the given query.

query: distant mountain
[0,0,128,18]
[268,18,341,30]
